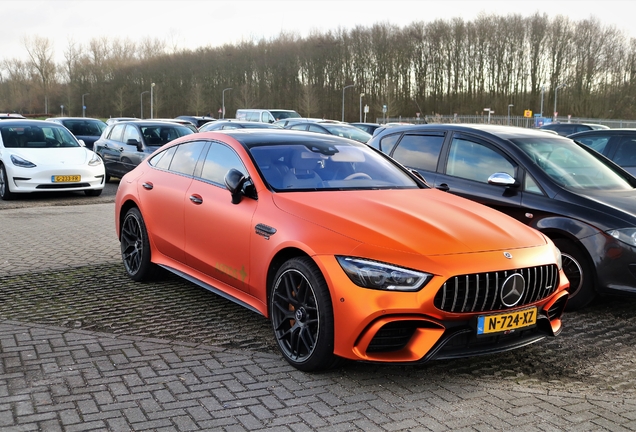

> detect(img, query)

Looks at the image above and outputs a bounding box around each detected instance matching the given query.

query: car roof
[372,123,561,141]
[0,113,27,119]
[569,128,636,137]
[0,119,67,127]
[201,128,363,148]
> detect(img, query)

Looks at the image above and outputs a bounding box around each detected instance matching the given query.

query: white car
[0,120,105,200]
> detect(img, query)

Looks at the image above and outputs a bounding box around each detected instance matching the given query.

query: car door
[98,123,126,176]
[432,132,525,219]
[184,141,257,293]
[119,125,146,176]
[138,141,207,263]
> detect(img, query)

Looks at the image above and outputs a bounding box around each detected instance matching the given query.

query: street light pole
[554,84,565,121]
[150,83,155,119]
[507,104,514,125]
[540,86,545,117]
[359,93,365,123]
[82,93,89,117]
[342,84,354,122]
[140,91,149,119]
[222,88,233,119]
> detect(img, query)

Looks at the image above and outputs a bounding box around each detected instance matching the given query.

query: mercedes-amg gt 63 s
[115,129,569,371]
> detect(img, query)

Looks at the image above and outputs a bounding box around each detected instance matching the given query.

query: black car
[539,122,608,137]
[46,117,107,150]
[175,115,216,128]
[198,120,283,132]
[284,121,372,143]
[368,124,636,310]
[94,120,194,181]
[568,129,636,176]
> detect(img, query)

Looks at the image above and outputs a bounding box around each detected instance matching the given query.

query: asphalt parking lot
[1,186,636,431]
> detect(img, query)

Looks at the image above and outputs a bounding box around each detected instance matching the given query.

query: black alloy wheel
[120,207,157,281]
[270,257,337,371]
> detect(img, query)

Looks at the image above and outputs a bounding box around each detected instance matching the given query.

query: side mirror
[488,172,519,187]
[409,169,427,184]
[126,138,142,151]
[78,139,86,147]
[224,168,249,204]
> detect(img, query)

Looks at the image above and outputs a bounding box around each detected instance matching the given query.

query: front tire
[120,207,157,281]
[85,189,103,197]
[0,163,16,200]
[554,238,596,311]
[270,257,337,371]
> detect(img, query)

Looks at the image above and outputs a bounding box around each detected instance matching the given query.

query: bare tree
[23,35,57,114]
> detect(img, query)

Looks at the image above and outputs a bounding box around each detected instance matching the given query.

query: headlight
[88,152,103,166]
[607,228,636,247]
[336,256,432,291]
[10,155,36,168]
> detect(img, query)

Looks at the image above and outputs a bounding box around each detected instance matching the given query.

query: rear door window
[391,134,445,172]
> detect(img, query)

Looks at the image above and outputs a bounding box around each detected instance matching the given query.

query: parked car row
[5,113,636,373]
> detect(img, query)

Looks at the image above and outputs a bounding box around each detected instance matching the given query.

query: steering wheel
[344,172,372,180]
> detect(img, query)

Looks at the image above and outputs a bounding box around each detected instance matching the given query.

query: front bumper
[315,249,570,364]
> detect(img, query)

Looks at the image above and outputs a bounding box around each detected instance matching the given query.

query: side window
[524,172,543,195]
[446,137,515,183]
[575,135,610,154]
[290,124,307,131]
[391,134,444,172]
[123,125,141,144]
[612,136,636,167]
[377,133,401,153]
[199,142,247,186]
[149,146,178,170]
[169,141,207,176]
[109,124,125,142]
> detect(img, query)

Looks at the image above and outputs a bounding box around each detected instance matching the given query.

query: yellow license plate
[477,307,536,335]
[52,175,81,183]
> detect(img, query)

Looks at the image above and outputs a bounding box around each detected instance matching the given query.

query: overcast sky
[2,0,635,63]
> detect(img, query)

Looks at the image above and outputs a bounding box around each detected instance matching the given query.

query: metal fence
[379,115,636,129]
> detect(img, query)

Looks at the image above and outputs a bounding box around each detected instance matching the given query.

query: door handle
[189,194,203,204]
[436,183,450,192]
[142,182,153,190]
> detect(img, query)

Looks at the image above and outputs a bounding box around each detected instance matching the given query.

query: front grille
[434,264,559,313]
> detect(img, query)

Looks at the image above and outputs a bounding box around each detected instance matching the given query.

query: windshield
[249,142,420,191]
[1,125,80,148]
[61,119,106,136]
[513,137,633,191]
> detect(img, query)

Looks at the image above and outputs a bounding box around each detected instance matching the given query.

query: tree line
[1,12,635,123]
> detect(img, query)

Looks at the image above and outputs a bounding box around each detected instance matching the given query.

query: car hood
[8,147,94,165]
[272,189,546,256]
[574,189,636,225]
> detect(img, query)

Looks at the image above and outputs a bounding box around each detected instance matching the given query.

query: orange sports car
[115,129,569,371]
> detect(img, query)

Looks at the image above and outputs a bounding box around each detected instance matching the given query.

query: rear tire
[120,207,158,281]
[554,238,596,311]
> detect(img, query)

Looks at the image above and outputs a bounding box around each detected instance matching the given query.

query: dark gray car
[46,117,107,150]
[94,121,193,181]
